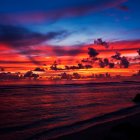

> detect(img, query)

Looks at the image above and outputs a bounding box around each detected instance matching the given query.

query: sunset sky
[0,0,140,74]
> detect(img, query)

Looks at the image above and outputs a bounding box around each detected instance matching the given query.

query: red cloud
[0,39,139,66]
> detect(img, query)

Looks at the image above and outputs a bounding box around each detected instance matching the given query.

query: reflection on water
[0,81,140,140]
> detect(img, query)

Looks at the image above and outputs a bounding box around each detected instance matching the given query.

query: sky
[0,0,140,73]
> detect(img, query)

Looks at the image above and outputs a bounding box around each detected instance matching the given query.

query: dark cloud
[109,63,115,68]
[34,67,45,72]
[111,52,130,68]
[120,56,129,68]
[98,58,115,68]
[94,38,109,48]
[52,47,82,56]
[0,24,67,47]
[24,71,39,79]
[0,24,68,65]
[99,59,105,68]
[111,52,121,60]
[103,58,109,66]
[88,47,99,57]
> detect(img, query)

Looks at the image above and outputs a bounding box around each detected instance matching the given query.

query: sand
[53,105,140,140]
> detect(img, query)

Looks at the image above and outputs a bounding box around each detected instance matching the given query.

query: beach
[55,105,140,140]
[0,80,140,140]
[0,0,140,139]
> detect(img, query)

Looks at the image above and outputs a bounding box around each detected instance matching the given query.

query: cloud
[88,48,99,57]
[120,56,130,68]
[51,39,140,58]
[91,39,140,52]
[94,38,109,48]
[5,39,139,58]
[0,24,67,47]
[111,52,121,60]
[111,52,130,68]
[0,24,68,65]
[52,46,83,56]
[0,0,128,24]
[0,38,139,66]
[16,45,83,57]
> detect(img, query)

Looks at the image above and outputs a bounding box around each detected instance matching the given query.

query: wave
[25,104,140,140]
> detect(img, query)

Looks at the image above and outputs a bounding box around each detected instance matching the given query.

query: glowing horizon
[0,0,140,76]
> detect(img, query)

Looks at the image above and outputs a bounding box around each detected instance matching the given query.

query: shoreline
[0,80,139,140]
[25,104,140,140]
[51,105,140,140]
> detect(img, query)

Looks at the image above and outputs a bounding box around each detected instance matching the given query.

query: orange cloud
[0,40,139,73]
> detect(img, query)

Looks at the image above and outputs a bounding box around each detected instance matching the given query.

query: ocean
[0,80,140,140]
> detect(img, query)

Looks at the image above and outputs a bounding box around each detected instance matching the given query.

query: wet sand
[54,105,140,140]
